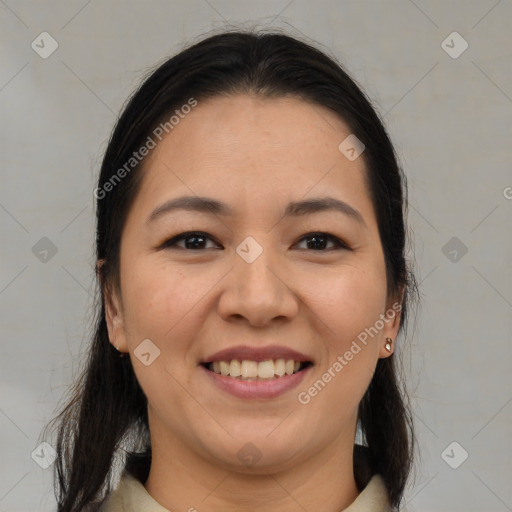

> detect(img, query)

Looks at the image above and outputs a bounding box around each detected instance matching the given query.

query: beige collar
[102,472,391,512]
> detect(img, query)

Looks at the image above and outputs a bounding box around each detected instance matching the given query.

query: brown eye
[161,232,222,250]
[295,232,350,251]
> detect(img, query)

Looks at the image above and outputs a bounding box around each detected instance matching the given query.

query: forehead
[130,94,375,225]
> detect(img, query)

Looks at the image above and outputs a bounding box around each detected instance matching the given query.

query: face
[105,94,401,473]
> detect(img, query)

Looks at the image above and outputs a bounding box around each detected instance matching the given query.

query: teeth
[274,358,285,376]
[208,358,306,379]
[229,359,241,377]
[241,360,258,378]
[258,360,275,379]
[219,361,230,376]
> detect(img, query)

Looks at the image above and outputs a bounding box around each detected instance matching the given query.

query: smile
[199,344,314,398]
[205,359,311,380]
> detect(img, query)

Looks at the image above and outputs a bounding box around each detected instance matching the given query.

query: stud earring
[385,338,393,352]
[112,344,127,357]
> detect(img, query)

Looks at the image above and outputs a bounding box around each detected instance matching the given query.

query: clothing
[102,471,391,512]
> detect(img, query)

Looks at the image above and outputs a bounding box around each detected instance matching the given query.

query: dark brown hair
[48,29,417,511]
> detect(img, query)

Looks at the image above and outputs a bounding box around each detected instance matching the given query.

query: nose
[217,247,299,327]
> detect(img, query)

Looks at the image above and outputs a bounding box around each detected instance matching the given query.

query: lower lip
[200,365,312,399]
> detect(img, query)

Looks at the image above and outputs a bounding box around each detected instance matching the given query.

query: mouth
[202,359,313,380]
[199,345,314,399]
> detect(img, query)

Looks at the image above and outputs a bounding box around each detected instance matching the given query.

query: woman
[49,30,417,511]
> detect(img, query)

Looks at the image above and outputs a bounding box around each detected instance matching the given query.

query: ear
[378,291,404,359]
[97,260,128,354]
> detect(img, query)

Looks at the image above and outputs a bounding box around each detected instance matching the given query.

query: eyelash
[159,231,351,252]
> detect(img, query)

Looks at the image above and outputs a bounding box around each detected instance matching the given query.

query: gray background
[1,1,511,511]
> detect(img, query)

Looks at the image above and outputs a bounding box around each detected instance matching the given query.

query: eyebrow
[146,195,366,227]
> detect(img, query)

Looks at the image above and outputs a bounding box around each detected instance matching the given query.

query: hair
[48,29,418,511]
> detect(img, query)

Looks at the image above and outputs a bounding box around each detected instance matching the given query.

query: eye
[160,231,222,250]
[295,232,350,251]
[159,231,350,252]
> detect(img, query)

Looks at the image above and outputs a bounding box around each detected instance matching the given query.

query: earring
[385,338,393,352]
[112,344,127,357]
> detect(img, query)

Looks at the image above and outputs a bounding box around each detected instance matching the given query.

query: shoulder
[100,477,125,512]
[101,471,169,512]
[343,474,392,512]
[102,470,391,512]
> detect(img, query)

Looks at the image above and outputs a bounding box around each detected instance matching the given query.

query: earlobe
[379,337,394,358]
[103,286,128,354]
[379,297,403,358]
[97,260,128,353]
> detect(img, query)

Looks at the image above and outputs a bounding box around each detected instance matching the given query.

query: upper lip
[201,345,313,364]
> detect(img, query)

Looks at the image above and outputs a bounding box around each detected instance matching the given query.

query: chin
[200,429,310,474]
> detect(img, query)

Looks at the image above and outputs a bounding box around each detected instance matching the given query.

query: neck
[144,424,360,512]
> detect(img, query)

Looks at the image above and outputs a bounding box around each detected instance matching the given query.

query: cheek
[298,269,384,419]
[302,262,388,341]
[120,259,219,351]
[299,260,387,405]
[299,349,375,434]
[120,262,202,402]
[121,268,177,343]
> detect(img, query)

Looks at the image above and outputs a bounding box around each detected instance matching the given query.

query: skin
[104,94,401,512]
